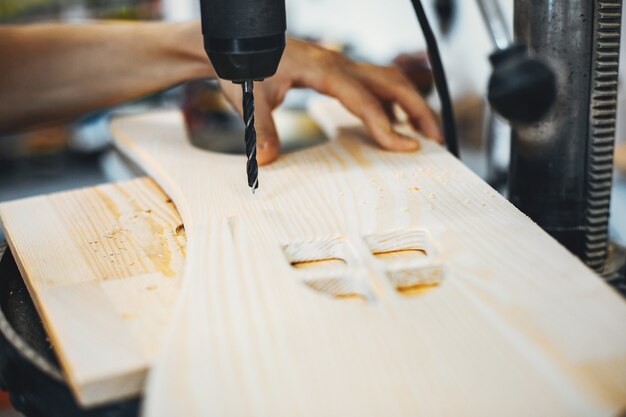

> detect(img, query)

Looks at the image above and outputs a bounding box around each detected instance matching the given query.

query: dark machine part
[0,246,140,417]
[476,0,511,50]
[433,0,457,35]
[487,44,556,124]
[410,0,460,158]
[242,80,259,192]
[512,0,624,281]
[476,0,557,124]
[199,0,286,191]
[199,0,286,83]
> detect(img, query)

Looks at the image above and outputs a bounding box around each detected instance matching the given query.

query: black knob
[488,44,557,124]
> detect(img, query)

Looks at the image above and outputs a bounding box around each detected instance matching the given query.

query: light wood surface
[616,142,626,172]
[109,102,626,417]
[0,177,186,406]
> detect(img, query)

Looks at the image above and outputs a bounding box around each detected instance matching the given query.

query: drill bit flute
[199,0,286,191]
[242,80,259,193]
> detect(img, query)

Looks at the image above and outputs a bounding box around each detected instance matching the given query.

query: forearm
[0,21,214,133]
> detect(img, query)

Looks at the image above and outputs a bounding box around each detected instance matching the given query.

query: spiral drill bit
[242,80,259,193]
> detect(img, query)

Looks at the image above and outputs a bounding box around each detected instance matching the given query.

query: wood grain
[110,102,626,417]
[0,177,186,406]
[616,142,626,172]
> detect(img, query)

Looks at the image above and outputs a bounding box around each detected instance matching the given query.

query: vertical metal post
[475,0,512,51]
[511,0,622,274]
[585,1,622,272]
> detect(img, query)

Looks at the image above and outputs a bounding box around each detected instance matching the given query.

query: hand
[218,38,443,165]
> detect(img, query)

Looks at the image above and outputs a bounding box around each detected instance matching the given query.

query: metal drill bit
[242,80,259,193]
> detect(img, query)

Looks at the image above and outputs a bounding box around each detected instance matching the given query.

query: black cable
[409,0,460,158]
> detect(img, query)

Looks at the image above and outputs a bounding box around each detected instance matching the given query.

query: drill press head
[199,0,287,83]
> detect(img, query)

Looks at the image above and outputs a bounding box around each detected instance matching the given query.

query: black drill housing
[200,0,287,82]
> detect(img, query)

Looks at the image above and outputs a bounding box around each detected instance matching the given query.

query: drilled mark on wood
[282,238,371,300]
[389,266,444,296]
[372,248,428,261]
[283,238,355,270]
[113,183,186,277]
[291,257,347,270]
[365,229,429,254]
[304,276,369,301]
[365,229,444,296]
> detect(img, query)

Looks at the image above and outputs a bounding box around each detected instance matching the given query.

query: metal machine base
[0,245,139,417]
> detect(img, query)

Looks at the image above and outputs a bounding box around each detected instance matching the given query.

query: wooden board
[110,103,626,417]
[0,177,186,406]
[617,142,626,172]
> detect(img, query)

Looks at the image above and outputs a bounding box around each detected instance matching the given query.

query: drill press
[199,0,287,192]
[477,0,624,287]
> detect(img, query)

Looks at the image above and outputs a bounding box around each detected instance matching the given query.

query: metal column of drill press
[512,0,624,283]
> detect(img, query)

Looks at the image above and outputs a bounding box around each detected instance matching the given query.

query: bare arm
[0,21,212,133]
[0,22,441,162]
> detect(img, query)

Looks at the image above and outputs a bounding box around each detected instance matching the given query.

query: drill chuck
[200,0,287,82]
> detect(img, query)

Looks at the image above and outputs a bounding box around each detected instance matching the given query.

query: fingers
[312,73,419,152]
[253,93,280,165]
[217,40,441,163]
[218,80,243,114]
[354,65,444,143]
[381,102,397,123]
[219,80,280,165]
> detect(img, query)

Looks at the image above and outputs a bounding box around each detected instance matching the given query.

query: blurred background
[0,0,510,211]
[0,0,625,414]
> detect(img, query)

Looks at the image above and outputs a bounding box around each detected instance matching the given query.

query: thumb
[219,80,280,165]
[252,95,280,165]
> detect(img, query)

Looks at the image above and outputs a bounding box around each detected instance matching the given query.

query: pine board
[617,142,626,172]
[0,177,186,406]
[109,102,626,417]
